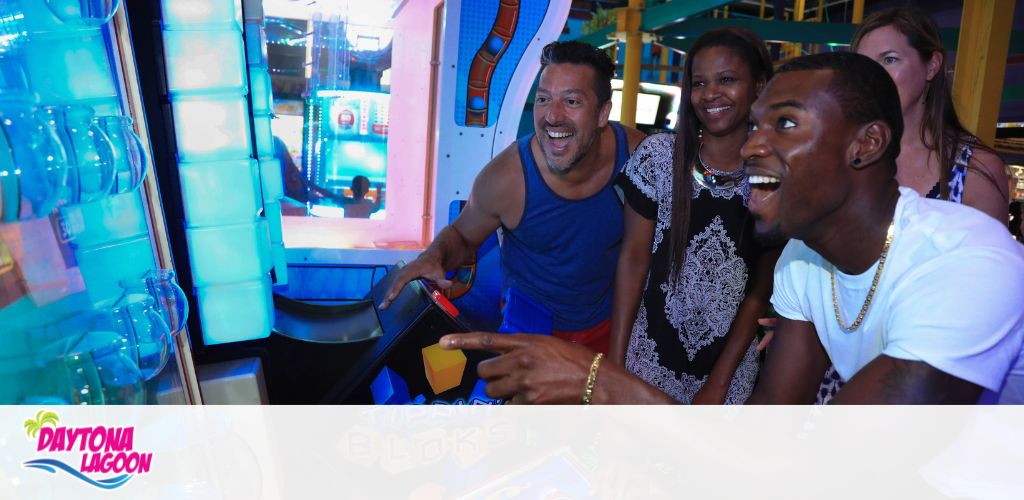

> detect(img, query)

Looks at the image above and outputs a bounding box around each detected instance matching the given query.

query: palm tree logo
[24,411,60,439]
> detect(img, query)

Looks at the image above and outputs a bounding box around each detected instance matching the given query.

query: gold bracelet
[582,353,604,405]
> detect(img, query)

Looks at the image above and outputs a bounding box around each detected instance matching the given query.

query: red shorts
[553,318,610,355]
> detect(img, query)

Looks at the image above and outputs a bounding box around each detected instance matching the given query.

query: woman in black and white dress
[608,27,779,404]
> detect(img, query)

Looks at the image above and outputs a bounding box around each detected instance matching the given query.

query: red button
[431,290,460,318]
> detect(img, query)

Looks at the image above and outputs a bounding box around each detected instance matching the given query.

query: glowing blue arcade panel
[304,89,389,218]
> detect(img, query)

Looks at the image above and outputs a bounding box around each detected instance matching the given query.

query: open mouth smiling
[747,174,781,212]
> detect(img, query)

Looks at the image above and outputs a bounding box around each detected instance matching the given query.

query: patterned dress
[816,144,975,404]
[618,134,765,404]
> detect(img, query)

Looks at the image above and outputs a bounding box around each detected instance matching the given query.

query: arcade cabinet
[126,0,572,404]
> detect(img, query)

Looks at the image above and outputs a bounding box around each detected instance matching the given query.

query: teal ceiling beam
[572,0,734,48]
[655,18,1024,54]
[574,26,616,48]
[657,17,857,46]
[939,28,1024,54]
[655,36,693,54]
[1003,84,1024,102]
[640,0,735,31]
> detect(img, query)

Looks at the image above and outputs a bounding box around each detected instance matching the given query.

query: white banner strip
[1,406,1021,499]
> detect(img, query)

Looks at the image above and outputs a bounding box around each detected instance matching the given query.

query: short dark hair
[539,41,615,103]
[777,52,903,162]
[351,175,370,197]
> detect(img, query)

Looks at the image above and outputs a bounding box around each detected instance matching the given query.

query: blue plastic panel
[252,111,274,157]
[258,156,283,202]
[87,96,122,118]
[163,29,246,94]
[281,265,384,302]
[170,94,252,163]
[60,191,149,250]
[244,22,268,68]
[162,0,241,31]
[18,1,69,33]
[248,67,272,114]
[370,366,410,405]
[197,276,273,345]
[241,0,264,21]
[23,28,117,104]
[186,220,271,287]
[265,200,283,243]
[178,159,261,227]
[75,235,156,306]
[271,242,287,286]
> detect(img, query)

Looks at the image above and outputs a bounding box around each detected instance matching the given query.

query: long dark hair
[851,7,988,200]
[669,27,773,276]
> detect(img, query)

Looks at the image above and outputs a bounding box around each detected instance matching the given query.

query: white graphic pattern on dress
[625,301,759,404]
[622,134,758,404]
[660,216,748,361]
[624,134,750,255]
[623,134,673,253]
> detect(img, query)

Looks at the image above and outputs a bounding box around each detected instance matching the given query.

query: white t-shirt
[772,187,1024,401]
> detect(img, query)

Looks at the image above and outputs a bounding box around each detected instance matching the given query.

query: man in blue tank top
[381,41,645,354]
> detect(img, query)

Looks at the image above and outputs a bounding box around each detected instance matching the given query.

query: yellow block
[421,343,467,395]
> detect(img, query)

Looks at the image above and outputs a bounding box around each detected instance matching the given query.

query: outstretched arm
[608,203,654,364]
[443,332,676,404]
[746,317,830,404]
[380,150,518,309]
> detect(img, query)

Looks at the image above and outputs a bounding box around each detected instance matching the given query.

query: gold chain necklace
[830,219,895,332]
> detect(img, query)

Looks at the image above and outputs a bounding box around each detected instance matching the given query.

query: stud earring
[853,158,862,166]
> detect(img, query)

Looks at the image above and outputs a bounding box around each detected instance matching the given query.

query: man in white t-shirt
[742,52,1024,404]
[434,52,1023,405]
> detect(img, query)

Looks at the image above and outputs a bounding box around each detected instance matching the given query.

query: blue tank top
[500,122,629,331]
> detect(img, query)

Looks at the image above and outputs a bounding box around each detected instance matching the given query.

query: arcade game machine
[119,0,571,404]
[0,1,199,404]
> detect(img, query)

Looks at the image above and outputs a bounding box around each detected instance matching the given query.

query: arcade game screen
[305,89,389,218]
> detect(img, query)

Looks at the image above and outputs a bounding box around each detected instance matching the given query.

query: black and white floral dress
[617,134,765,404]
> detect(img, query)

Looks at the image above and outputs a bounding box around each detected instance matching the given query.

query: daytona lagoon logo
[22,411,152,490]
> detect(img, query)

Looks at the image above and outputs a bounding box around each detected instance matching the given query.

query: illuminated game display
[305,89,389,218]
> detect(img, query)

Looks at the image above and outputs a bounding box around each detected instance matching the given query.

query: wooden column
[952,0,1015,145]
[617,0,645,127]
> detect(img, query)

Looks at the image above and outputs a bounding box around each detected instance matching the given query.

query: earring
[698,128,703,141]
[853,158,862,166]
